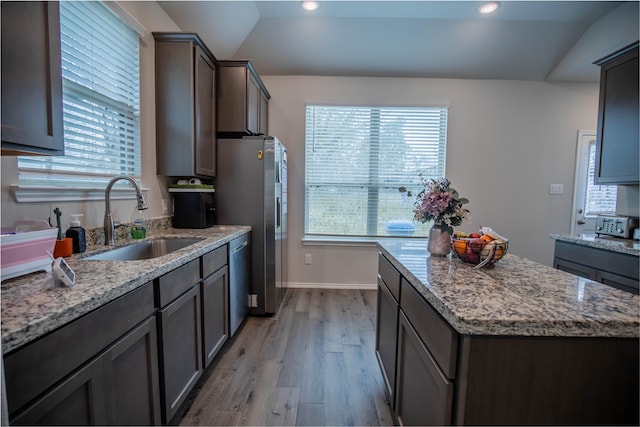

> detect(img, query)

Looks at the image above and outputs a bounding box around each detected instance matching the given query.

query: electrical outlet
[549,184,564,195]
[304,253,312,265]
[161,199,169,213]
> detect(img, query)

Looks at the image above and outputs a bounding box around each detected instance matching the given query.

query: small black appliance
[169,189,216,228]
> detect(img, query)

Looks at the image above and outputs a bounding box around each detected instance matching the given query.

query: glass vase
[427,225,451,256]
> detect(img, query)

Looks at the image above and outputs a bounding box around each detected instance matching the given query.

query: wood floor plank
[296,402,326,426]
[299,316,325,404]
[179,289,394,426]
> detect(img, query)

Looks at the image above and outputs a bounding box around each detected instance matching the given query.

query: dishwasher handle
[231,240,249,255]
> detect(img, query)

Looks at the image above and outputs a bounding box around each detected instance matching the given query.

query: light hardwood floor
[176,288,394,426]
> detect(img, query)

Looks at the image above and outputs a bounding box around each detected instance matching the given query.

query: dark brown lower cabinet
[202,265,229,367]
[11,316,160,426]
[105,316,161,426]
[11,353,108,426]
[158,285,202,423]
[553,240,639,294]
[375,277,398,404]
[395,312,453,426]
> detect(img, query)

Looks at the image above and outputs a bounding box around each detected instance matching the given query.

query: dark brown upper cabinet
[1,1,64,156]
[154,33,217,178]
[217,60,270,137]
[594,41,639,185]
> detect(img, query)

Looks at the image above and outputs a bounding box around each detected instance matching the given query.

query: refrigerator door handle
[276,197,281,228]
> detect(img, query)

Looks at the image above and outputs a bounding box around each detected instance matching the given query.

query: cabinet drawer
[5,281,154,415]
[554,241,639,280]
[202,245,227,278]
[401,278,458,379]
[156,258,200,307]
[378,253,400,301]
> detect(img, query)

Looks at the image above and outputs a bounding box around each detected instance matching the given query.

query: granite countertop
[550,233,640,256]
[1,225,250,354]
[378,239,639,338]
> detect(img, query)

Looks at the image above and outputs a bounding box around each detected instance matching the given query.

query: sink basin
[84,238,204,261]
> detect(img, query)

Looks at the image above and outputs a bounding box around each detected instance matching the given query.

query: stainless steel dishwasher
[229,233,251,336]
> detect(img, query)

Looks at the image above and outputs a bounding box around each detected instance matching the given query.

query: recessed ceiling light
[477,1,500,15]
[302,1,319,12]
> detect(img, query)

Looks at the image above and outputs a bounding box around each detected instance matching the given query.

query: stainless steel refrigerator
[215,136,287,315]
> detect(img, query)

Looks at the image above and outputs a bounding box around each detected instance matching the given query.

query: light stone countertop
[550,233,640,256]
[1,225,251,354]
[378,239,639,338]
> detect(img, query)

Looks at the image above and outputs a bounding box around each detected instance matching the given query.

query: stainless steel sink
[84,238,204,261]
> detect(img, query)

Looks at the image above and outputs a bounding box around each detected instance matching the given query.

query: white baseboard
[286,282,377,290]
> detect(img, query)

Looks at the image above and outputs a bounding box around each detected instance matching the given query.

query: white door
[570,130,618,235]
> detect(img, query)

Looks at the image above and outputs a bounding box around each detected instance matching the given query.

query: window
[304,105,448,238]
[18,1,140,189]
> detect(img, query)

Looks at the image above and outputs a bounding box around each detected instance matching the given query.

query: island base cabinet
[158,285,203,424]
[395,312,453,427]
[454,335,640,425]
[11,316,160,426]
[375,277,398,404]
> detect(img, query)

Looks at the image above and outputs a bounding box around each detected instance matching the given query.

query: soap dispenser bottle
[65,214,87,253]
[131,207,147,239]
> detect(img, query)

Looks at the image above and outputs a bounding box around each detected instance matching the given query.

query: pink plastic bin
[1,220,58,281]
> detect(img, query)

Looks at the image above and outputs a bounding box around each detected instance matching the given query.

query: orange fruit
[452,239,467,257]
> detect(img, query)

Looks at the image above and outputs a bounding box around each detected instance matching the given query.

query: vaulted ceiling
[158,1,639,82]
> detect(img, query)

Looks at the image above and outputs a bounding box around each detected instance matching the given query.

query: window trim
[10,185,149,203]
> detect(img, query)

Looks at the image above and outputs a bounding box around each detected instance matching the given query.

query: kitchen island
[1,225,250,425]
[376,239,639,426]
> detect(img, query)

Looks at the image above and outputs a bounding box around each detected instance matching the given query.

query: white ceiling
[157,1,639,82]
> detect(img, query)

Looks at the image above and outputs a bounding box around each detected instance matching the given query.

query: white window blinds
[18,1,141,188]
[305,105,448,238]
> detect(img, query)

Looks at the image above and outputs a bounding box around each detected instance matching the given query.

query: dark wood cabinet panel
[375,277,399,404]
[4,282,154,416]
[401,278,458,379]
[158,285,203,423]
[217,60,270,137]
[553,240,639,294]
[455,335,639,425]
[1,1,64,155]
[11,355,107,426]
[10,315,159,426]
[202,266,229,367]
[378,253,401,300]
[594,42,639,184]
[154,33,217,178]
[104,316,162,426]
[395,312,453,427]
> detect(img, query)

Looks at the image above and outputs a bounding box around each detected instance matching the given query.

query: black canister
[65,214,87,253]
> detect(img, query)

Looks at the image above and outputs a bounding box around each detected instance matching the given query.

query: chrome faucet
[104,175,148,245]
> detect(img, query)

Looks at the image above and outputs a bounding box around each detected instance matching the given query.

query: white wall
[1,1,180,232]
[262,75,601,287]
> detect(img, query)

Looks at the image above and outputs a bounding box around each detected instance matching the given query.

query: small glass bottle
[131,208,147,239]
